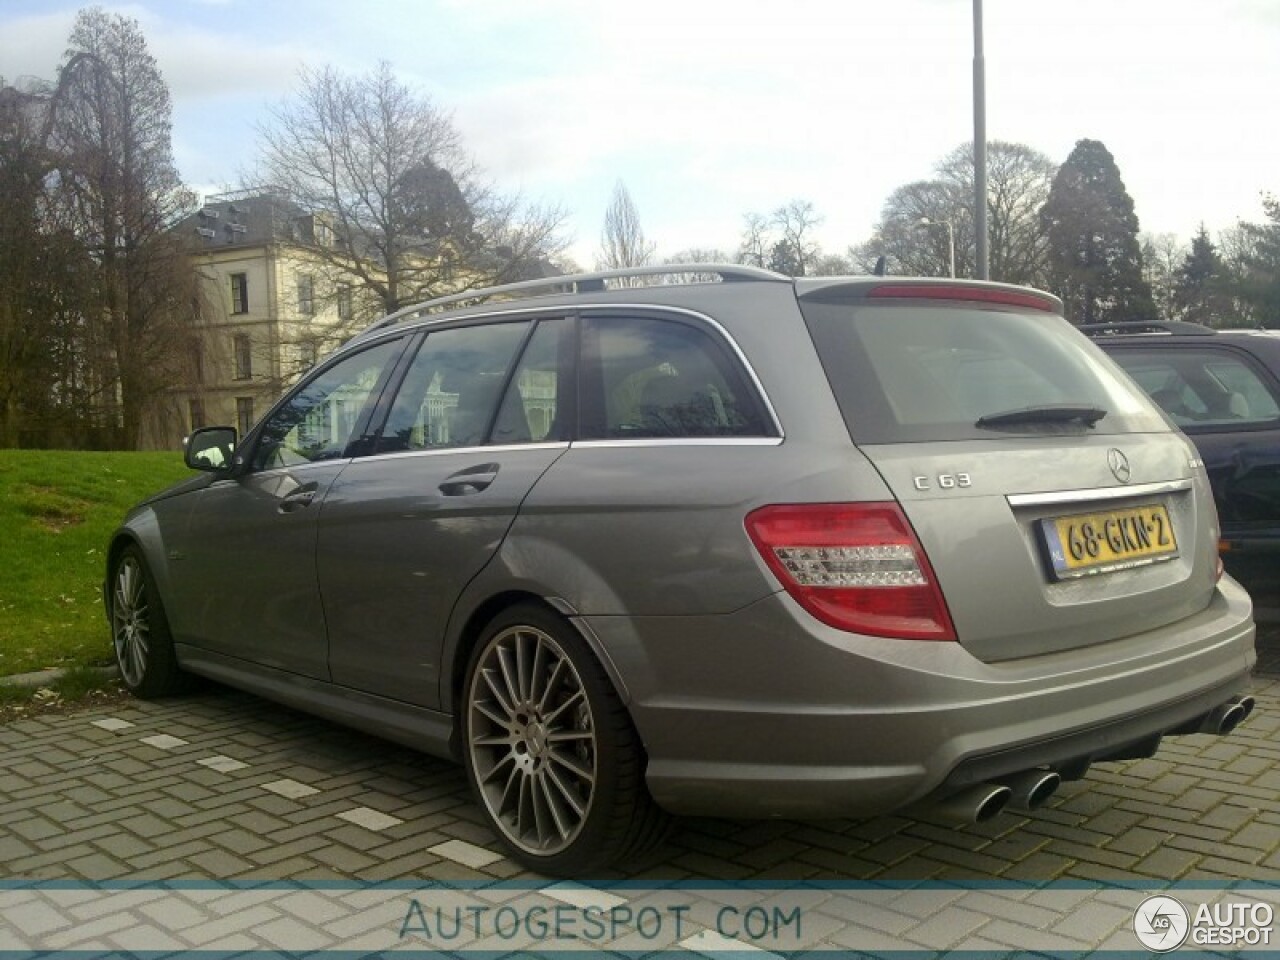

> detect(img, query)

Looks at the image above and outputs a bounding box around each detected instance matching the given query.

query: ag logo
[1134,895,1190,952]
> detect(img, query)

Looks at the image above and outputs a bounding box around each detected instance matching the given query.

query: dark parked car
[107,268,1256,874]
[1087,322,1280,605]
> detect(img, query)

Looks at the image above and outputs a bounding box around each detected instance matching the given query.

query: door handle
[439,463,499,496]
[278,483,319,513]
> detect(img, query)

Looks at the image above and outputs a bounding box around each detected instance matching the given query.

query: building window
[300,341,317,370]
[191,344,204,384]
[236,397,255,437]
[337,284,353,322]
[234,334,252,381]
[230,273,249,314]
[298,275,315,316]
[188,398,205,431]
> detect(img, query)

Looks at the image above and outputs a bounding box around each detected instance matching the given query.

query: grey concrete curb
[0,663,119,689]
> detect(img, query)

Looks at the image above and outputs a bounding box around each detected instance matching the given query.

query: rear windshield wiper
[975,404,1107,429]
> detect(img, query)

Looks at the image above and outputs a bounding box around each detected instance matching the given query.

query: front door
[168,336,406,679]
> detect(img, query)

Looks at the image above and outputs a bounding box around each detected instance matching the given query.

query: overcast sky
[3,0,1278,269]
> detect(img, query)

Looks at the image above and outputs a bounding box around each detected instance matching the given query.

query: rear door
[801,287,1220,663]
[318,315,573,708]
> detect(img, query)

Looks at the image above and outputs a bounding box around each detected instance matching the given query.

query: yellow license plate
[1039,504,1178,580]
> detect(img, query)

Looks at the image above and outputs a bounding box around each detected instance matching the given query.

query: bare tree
[857,141,1056,286]
[257,62,568,315]
[42,9,202,448]
[736,201,824,276]
[1140,232,1187,320]
[597,180,655,273]
[736,212,770,268]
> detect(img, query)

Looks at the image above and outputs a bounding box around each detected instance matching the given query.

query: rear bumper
[582,579,1256,818]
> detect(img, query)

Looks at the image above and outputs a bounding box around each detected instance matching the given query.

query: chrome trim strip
[570,437,784,449]
[1007,478,1193,507]
[351,442,570,465]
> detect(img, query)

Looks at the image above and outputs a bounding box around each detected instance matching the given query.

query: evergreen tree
[1236,196,1280,328]
[1040,139,1157,324]
[1173,226,1230,327]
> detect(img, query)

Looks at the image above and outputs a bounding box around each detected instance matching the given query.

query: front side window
[230,273,248,314]
[376,322,529,454]
[579,314,772,440]
[252,338,402,470]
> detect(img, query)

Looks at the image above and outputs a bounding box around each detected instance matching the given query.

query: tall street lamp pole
[918,218,956,278]
[973,0,989,280]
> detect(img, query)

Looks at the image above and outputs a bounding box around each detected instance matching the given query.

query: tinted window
[580,315,772,440]
[492,317,573,444]
[802,302,1165,443]
[376,322,529,453]
[252,338,402,470]
[1108,347,1280,429]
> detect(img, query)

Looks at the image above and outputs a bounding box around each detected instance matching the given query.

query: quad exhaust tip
[934,783,1012,824]
[1202,695,1255,736]
[1001,770,1062,812]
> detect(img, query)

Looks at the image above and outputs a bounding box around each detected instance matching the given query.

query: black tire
[461,603,670,875]
[108,545,191,698]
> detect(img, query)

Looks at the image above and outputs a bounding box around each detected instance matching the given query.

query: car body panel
[318,443,569,707]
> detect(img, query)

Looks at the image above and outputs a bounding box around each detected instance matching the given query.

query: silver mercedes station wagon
[106,265,1257,874]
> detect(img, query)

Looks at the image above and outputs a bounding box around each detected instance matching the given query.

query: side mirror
[184,426,237,472]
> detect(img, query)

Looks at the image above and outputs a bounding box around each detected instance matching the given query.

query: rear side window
[1107,347,1280,430]
[801,301,1165,443]
[579,314,773,440]
[376,322,529,453]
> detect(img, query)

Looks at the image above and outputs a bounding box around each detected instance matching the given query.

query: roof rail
[1079,320,1216,337]
[354,263,789,339]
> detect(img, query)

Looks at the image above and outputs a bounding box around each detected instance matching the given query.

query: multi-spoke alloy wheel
[468,624,597,856]
[108,546,187,698]
[462,604,669,873]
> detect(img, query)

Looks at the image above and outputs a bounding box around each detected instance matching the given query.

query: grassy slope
[0,450,192,676]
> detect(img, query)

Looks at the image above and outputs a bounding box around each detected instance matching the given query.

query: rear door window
[801,301,1165,443]
[374,321,529,453]
[579,314,774,440]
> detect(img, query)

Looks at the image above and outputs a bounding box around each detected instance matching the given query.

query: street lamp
[918,217,956,278]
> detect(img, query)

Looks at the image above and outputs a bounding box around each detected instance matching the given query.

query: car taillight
[745,503,957,641]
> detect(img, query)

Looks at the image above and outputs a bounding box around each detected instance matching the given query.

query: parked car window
[579,314,772,440]
[252,338,402,470]
[1107,348,1280,429]
[376,322,529,453]
[491,317,572,444]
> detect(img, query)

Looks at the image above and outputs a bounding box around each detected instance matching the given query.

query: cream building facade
[173,189,376,447]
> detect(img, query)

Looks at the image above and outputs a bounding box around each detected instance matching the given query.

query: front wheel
[461,604,669,874]
[109,545,190,698]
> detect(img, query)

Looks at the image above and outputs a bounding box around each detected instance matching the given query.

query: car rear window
[801,300,1167,443]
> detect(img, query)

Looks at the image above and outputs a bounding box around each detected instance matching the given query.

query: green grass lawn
[0,450,193,676]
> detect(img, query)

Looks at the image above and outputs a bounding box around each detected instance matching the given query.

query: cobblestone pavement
[1,629,1277,954]
[0,625,1275,888]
